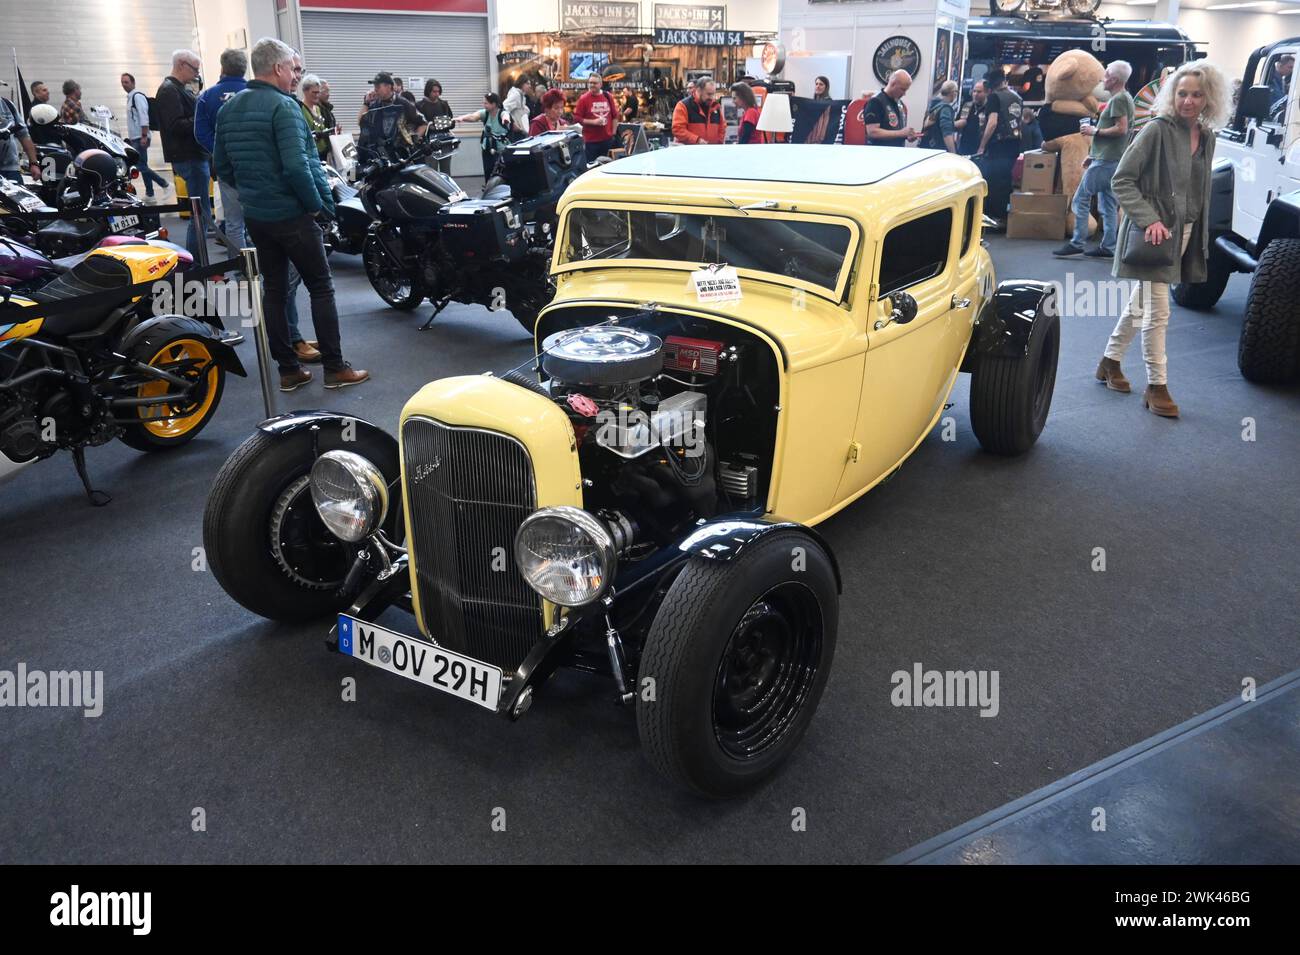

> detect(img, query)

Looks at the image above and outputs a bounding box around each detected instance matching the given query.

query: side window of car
[960,196,977,257]
[879,208,953,295]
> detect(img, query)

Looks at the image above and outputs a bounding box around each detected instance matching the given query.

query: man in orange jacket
[672,78,725,144]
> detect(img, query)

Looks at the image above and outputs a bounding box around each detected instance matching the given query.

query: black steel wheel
[202,424,400,622]
[712,583,824,761]
[637,530,838,798]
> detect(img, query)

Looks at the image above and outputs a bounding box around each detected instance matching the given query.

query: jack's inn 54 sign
[873,35,922,84]
[654,4,725,30]
[561,1,640,32]
[654,28,744,46]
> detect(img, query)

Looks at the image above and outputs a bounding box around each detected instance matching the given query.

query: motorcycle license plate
[336,615,502,712]
[109,214,140,232]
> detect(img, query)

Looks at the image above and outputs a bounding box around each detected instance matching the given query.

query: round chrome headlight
[310,450,388,543]
[514,506,616,607]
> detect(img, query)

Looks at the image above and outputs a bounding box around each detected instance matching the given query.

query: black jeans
[978,140,1020,220]
[245,214,345,373]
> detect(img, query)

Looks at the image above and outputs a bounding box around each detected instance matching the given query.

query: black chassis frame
[260,410,843,721]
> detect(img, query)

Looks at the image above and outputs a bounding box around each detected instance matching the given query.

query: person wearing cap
[358,71,426,162]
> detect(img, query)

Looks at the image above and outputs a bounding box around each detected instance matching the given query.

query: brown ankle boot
[1096,357,1131,393]
[1143,384,1179,418]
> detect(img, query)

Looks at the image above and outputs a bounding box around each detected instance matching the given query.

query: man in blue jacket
[213,37,368,391]
[195,48,248,251]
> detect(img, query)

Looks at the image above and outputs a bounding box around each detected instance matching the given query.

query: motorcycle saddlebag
[501,130,587,201]
[436,197,526,263]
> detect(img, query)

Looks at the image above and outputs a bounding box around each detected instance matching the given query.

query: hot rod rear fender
[677,518,842,594]
[960,280,1056,373]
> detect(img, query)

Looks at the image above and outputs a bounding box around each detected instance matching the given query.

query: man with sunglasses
[156,49,209,258]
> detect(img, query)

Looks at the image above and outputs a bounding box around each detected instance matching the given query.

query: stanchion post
[190,195,211,268]
[240,246,278,420]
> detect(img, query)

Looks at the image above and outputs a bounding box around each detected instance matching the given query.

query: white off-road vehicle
[1172,39,1300,384]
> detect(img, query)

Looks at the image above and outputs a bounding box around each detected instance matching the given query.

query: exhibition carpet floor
[1,232,1297,864]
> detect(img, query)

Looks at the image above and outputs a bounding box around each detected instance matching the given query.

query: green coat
[212,80,334,223]
[1110,115,1216,285]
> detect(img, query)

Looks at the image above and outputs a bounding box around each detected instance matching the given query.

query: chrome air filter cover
[540,326,664,386]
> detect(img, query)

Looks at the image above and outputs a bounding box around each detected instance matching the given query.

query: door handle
[951,295,972,309]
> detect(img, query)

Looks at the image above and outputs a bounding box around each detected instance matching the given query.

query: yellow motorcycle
[0,243,245,503]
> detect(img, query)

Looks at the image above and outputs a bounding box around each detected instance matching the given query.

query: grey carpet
[1,227,1296,863]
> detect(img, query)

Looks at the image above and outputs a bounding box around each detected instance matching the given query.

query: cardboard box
[1010,191,1069,216]
[1020,150,1059,194]
[1007,211,1068,241]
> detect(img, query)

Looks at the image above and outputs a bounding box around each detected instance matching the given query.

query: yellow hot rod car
[204,145,1059,797]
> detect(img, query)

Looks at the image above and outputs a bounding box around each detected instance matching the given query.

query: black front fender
[1259,190,1300,257]
[677,517,842,594]
[960,280,1056,373]
[121,314,247,377]
[257,409,397,455]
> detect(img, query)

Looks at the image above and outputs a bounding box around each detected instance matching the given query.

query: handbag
[1120,218,1179,270]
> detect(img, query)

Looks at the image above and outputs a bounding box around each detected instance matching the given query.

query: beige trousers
[1104,224,1194,386]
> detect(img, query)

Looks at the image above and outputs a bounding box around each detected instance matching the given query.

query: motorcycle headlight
[514,506,616,607]
[310,450,388,543]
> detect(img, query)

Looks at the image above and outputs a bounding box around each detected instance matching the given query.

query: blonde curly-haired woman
[1096,61,1231,418]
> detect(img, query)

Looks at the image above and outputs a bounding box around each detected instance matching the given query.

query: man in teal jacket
[213,36,368,391]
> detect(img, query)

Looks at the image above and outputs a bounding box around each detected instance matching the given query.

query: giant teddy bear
[1037,49,1106,236]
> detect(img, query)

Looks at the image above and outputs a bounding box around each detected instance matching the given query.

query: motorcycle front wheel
[363,233,426,310]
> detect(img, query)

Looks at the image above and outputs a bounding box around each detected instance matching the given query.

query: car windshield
[559,208,853,292]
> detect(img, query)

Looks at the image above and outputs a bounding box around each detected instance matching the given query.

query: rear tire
[636,531,838,798]
[970,308,1060,455]
[202,425,400,622]
[118,331,226,452]
[1238,238,1300,384]
[1172,245,1231,311]
[363,233,426,310]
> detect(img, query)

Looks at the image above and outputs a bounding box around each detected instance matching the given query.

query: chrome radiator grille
[401,416,541,670]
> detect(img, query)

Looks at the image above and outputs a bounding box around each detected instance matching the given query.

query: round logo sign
[873,36,922,85]
[761,42,785,76]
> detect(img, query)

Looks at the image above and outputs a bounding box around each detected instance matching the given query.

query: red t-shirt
[528,113,553,137]
[574,90,616,143]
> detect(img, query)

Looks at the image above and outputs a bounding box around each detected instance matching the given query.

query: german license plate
[109,214,140,232]
[336,615,502,711]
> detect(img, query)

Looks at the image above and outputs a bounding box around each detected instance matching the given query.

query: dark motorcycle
[358,123,586,333]
[321,162,372,256]
[0,144,158,257]
[24,108,146,209]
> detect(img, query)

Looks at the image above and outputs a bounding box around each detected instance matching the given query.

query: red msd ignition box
[663,336,725,375]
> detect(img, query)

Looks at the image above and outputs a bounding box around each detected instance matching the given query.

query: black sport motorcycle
[358,122,586,333]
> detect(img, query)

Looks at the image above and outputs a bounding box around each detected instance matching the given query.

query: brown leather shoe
[1143,384,1180,418]
[1095,357,1131,393]
[294,340,321,363]
[324,364,370,389]
[279,368,312,392]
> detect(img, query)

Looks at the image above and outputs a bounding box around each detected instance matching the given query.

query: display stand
[776,0,971,135]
